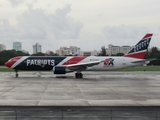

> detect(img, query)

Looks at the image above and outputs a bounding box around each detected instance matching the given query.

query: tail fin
[124,33,153,59]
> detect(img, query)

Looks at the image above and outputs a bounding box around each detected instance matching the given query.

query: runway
[0,71,160,106]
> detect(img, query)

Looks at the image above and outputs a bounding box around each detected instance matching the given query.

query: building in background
[13,42,22,51]
[80,50,98,56]
[0,44,6,52]
[56,46,80,56]
[108,44,120,55]
[120,46,133,54]
[33,43,41,54]
[107,44,132,55]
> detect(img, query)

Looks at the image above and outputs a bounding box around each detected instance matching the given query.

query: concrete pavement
[0,71,160,106]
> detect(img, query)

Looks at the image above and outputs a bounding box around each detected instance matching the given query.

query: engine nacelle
[53,66,66,74]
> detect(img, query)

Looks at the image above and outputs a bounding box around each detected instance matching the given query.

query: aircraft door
[122,59,126,65]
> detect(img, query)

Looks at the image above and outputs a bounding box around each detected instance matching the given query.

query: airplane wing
[131,58,157,63]
[64,60,104,71]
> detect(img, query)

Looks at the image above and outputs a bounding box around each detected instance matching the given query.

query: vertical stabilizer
[124,33,153,59]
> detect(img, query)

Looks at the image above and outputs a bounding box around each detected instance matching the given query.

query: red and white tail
[124,33,153,59]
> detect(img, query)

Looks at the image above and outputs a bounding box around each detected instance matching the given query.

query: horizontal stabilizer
[131,58,157,63]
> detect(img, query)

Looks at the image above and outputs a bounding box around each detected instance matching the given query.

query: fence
[0,106,159,120]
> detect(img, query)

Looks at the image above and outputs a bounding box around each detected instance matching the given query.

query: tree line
[0,47,160,65]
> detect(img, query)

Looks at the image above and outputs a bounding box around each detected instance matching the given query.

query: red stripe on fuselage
[62,56,87,65]
[5,56,22,68]
[124,51,146,59]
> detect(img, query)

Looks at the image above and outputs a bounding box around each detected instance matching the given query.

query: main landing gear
[14,69,18,78]
[75,72,83,78]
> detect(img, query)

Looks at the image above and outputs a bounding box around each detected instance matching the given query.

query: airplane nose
[4,56,22,68]
[4,61,12,68]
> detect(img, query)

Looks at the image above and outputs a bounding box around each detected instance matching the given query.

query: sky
[0,0,160,54]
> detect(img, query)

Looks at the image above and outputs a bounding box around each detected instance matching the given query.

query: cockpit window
[12,59,17,62]
[8,59,12,62]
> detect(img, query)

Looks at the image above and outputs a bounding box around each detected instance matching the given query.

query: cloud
[102,24,149,39]
[7,0,37,6]
[0,19,19,42]
[16,4,83,41]
[8,0,24,6]
[102,24,150,45]
[0,4,83,53]
[17,6,48,40]
[48,4,83,40]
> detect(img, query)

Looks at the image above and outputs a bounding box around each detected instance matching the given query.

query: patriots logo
[128,38,151,54]
[104,58,114,66]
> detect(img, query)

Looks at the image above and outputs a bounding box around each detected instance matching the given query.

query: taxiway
[0,71,160,106]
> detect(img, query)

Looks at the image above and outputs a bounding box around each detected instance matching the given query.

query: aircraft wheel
[14,69,18,78]
[75,73,78,78]
[75,73,83,78]
[15,73,18,78]
[79,73,83,78]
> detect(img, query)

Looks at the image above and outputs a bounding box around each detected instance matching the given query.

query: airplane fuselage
[4,33,153,78]
[5,56,143,72]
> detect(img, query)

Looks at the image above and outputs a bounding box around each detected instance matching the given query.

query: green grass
[118,66,160,71]
[0,68,14,72]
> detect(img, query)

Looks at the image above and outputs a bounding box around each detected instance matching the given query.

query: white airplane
[5,33,154,78]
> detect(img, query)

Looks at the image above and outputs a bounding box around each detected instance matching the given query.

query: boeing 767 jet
[5,33,154,78]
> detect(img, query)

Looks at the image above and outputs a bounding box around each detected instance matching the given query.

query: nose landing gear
[14,69,18,78]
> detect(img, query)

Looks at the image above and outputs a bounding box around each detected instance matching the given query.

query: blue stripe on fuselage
[14,56,66,71]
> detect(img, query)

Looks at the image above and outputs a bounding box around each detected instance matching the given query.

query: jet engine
[53,66,74,74]
[53,66,66,74]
